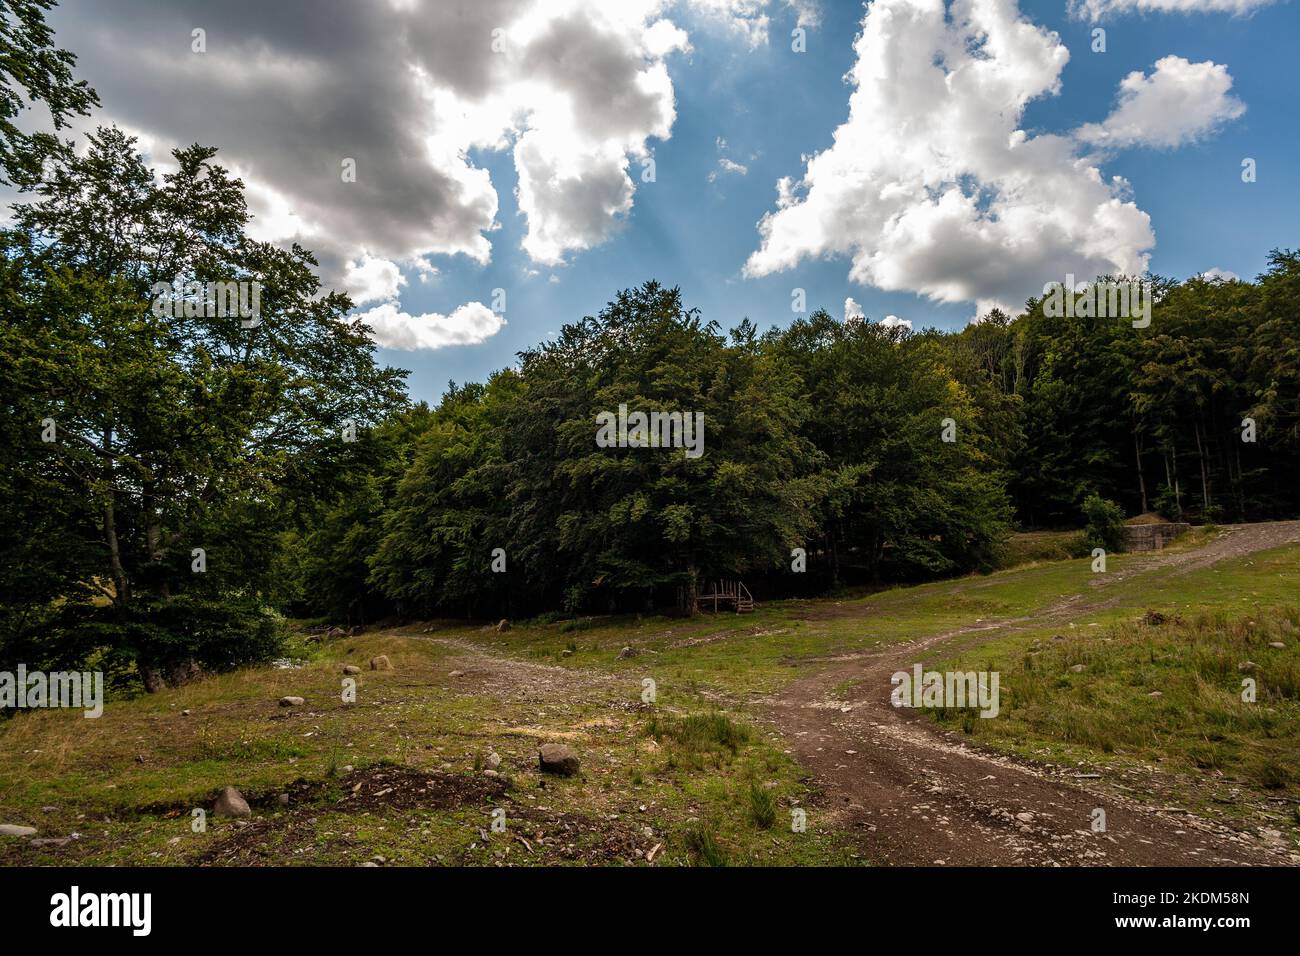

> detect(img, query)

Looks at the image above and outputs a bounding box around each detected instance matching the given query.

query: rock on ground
[538,743,580,776]
[370,655,392,671]
[0,824,37,838]
[213,786,251,818]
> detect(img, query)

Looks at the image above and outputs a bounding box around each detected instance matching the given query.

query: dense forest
[2,2,1298,690]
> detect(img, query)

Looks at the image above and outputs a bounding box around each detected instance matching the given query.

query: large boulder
[538,743,580,776]
[213,786,251,818]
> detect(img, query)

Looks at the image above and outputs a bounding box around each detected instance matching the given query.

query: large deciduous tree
[1,127,406,687]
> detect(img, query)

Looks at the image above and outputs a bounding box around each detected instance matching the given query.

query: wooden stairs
[696,579,755,614]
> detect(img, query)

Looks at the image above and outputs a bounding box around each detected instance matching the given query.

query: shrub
[1153,484,1182,521]
[1081,494,1126,554]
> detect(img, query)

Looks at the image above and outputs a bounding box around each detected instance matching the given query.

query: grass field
[2,529,1298,865]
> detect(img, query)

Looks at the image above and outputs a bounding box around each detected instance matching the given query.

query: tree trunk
[1194,419,1211,510]
[1133,424,1148,513]
[829,524,841,585]
[102,426,130,604]
[1170,440,1182,513]
[1235,440,1246,519]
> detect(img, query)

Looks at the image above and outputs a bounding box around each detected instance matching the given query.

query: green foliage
[997,259,1300,524]
[646,711,752,754]
[0,0,99,184]
[1081,494,1127,554]
[365,286,1017,617]
[0,126,404,686]
[101,596,287,691]
[747,781,777,829]
[1153,484,1182,521]
[765,311,1013,585]
[684,822,728,867]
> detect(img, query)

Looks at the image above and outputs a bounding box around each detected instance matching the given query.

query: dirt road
[765,522,1300,866]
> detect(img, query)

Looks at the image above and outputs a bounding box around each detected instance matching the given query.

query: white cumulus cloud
[48,0,697,305]
[1070,0,1280,19]
[342,255,407,307]
[744,0,1161,317]
[356,301,505,351]
[1075,56,1245,150]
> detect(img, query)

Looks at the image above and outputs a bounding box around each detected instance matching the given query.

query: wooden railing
[696,579,754,613]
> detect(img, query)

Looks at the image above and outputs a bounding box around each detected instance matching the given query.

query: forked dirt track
[764,522,1300,866]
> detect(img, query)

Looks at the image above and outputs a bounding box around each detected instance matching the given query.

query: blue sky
[43,0,1300,405]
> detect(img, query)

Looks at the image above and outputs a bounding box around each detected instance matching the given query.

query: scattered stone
[496,619,511,633]
[483,769,501,779]
[370,655,392,671]
[1068,664,1086,673]
[279,696,305,707]
[617,646,638,659]
[30,836,70,848]
[538,743,581,776]
[213,786,251,818]
[1238,660,1260,673]
[0,824,37,838]
[1015,812,1035,823]
[342,665,361,675]
[484,752,502,770]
